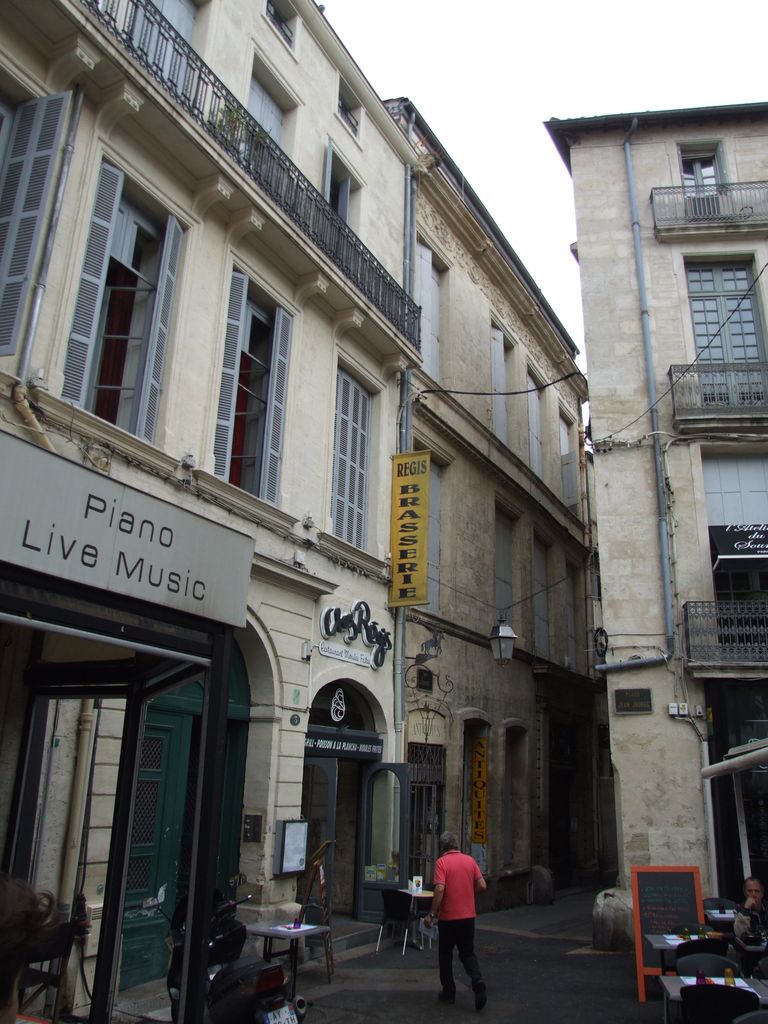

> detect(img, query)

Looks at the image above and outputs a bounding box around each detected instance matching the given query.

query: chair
[704,897,739,910]
[677,953,741,978]
[676,937,729,963]
[732,1013,768,1024]
[376,889,417,955]
[752,956,768,980]
[18,921,75,1024]
[680,983,759,1024]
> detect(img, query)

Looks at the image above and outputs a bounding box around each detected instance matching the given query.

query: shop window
[62,162,183,443]
[0,92,70,357]
[213,270,292,503]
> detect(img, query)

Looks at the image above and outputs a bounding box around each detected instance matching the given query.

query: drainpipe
[394,108,418,762]
[59,699,97,919]
[604,118,675,665]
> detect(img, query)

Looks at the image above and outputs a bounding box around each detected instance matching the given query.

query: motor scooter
[166,889,308,1023]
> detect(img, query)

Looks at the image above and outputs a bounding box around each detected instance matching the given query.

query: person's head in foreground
[0,873,57,1024]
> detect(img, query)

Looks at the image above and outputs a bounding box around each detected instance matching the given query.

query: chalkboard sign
[631,865,703,1001]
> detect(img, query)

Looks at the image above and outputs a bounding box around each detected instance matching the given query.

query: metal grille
[684,600,768,664]
[408,742,445,784]
[79,0,420,349]
[131,779,159,844]
[126,855,151,891]
[652,182,768,228]
[140,735,163,771]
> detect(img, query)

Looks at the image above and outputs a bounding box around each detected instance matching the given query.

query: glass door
[354,762,410,921]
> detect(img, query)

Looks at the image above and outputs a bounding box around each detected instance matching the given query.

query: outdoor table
[644,932,725,974]
[246,921,331,999]
[658,976,768,1024]
[398,888,433,949]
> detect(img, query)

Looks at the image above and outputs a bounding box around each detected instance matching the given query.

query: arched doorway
[119,645,250,987]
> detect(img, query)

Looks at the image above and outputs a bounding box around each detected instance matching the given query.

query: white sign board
[0,433,253,626]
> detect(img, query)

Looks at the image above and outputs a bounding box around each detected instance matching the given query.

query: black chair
[680,983,759,1024]
[752,956,768,980]
[676,937,730,963]
[677,953,741,978]
[18,920,75,1024]
[704,897,739,910]
[732,1012,768,1024]
[376,888,418,955]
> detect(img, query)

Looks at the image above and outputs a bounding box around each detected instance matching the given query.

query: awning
[710,525,768,572]
[701,737,768,779]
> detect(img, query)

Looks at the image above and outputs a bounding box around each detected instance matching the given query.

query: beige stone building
[0,0,599,1019]
[547,103,768,899]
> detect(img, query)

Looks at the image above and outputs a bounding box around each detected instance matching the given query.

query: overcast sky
[322,0,766,361]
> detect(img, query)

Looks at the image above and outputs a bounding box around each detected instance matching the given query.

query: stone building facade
[0,0,599,1018]
[547,103,768,898]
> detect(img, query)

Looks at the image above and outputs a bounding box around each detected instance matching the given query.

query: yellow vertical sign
[471,736,488,844]
[389,451,431,607]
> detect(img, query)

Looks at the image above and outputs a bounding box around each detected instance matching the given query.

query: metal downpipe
[622,119,675,658]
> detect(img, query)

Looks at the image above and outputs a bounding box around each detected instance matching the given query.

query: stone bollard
[529,865,554,905]
[592,888,634,951]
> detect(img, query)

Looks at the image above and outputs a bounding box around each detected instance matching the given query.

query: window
[154,0,197,39]
[533,537,549,657]
[426,462,441,612]
[687,263,764,364]
[495,510,515,616]
[416,242,441,379]
[62,162,183,443]
[681,147,721,219]
[0,92,70,357]
[337,81,360,137]
[560,413,579,513]
[266,0,296,47]
[491,325,510,444]
[323,141,359,225]
[248,76,284,144]
[331,369,371,547]
[704,454,768,601]
[527,371,543,476]
[213,270,292,502]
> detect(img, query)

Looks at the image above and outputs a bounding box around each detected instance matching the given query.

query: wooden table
[246,922,331,999]
[658,976,768,1024]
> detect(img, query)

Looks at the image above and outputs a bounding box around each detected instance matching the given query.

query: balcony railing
[684,600,768,664]
[670,363,768,421]
[652,182,768,232]
[81,0,420,350]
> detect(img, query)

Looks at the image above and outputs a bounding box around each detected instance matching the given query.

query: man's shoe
[474,981,487,1011]
[438,990,456,1004]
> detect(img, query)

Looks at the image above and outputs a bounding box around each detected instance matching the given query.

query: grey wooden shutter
[491,326,507,443]
[137,214,182,442]
[0,91,70,356]
[332,370,370,547]
[213,270,248,478]
[260,306,292,504]
[62,162,123,405]
[323,139,333,201]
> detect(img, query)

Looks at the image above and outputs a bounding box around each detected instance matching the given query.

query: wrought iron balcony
[80,0,420,350]
[669,363,768,432]
[652,182,768,237]
[684,600,768,665]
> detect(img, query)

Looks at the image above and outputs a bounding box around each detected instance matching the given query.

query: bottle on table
[724,966,735,986]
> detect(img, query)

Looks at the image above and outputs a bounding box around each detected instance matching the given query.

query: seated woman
[734,876,768,976]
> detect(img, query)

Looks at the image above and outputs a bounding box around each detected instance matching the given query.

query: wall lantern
[489,616,516,666]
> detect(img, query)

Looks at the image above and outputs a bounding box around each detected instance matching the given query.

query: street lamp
[489,615,516,666]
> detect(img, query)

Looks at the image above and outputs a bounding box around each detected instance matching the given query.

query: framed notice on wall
[273,820,309,875]
[631,864,703,1001]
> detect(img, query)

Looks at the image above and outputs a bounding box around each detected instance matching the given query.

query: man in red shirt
[424,831,487,1010]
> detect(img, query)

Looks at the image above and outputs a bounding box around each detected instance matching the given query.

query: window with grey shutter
[0,92,70,357]
[248,77,283,144]
[491,326,507,443]
[137,215,183,442]
[533,537,549,658]
[416,243,440,379]
[62,162,124,404]
[214,271,292,503]
[214,271,248,478]
[332,369,370,547]
[495,510,514,614]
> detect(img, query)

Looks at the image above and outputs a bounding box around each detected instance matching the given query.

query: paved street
[298,890,662,1024]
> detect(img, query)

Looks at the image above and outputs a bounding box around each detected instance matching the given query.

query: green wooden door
[120,710,192,989]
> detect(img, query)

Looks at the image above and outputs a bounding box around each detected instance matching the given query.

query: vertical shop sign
[471,736,488,843]
[389,451,431,607]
